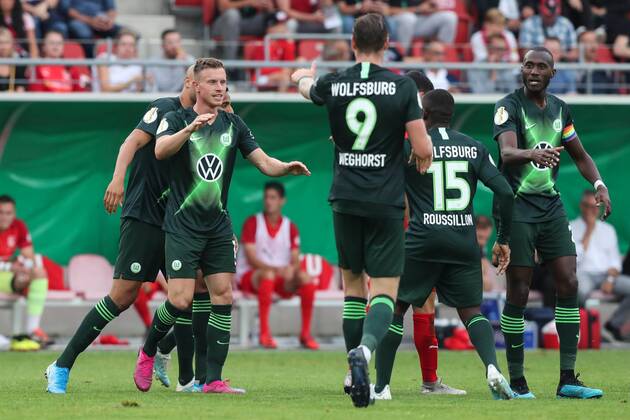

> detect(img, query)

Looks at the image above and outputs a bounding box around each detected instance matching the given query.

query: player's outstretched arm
[291,61,316,101]
[155,113,216,160]
[104,129,152,214]
[406,119,433,173]
[565,136,612,220]
[497,131,563,168]
[246,148,311,177]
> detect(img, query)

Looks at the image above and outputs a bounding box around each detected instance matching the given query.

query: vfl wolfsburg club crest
[220,131,233,147]
[552,118,562,132]
[130,262,141,274]
[196,153,223,182]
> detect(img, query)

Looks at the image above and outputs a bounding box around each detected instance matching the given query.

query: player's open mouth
[528,79,542,86]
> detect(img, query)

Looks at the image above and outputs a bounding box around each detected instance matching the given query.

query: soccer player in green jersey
[292,13,433,408]
[132,58,310,395]
[46,67,198,395]
[494,47,612,399]
[374,89,515,400]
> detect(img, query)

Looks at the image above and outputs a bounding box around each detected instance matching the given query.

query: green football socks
[375,314,403,392]
[342,296,367,352]
[360,295,394,352]
[174,311,194,385]
[466,314,498,369]
[192,293,211,383]
[555,296,580,371]
[206,304,232,384]
[501,302,526,380]
[143,300,182,357]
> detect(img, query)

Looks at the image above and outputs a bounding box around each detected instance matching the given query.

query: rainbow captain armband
[562,124,577,143]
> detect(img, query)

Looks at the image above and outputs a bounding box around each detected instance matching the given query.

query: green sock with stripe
[342,296,367,352]
[375,314,404,393]
[555,296,580,371]
[500,303,526,380]
[466,314,498,370]
[360,295,394,352]
[192,293,211,383]
[57,296,121,368]
[157,331,177,354]
[206,304,232,384]
[143,300,183,357]
[174,311,194,385]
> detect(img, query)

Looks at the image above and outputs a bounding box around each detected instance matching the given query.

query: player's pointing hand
[291,61,317,84]
[284,161,311,176]
[185,113,216,134]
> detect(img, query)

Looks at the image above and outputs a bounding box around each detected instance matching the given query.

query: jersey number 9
[346,98,377,151]
[427,161,471,211]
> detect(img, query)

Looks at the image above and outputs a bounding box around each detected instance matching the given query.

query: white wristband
[594,180,606,190]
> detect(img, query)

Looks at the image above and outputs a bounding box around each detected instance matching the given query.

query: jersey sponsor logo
[432,145,478,159]
[552,118,562,132]
[338,152,386,168]
[157,118,169,135]
[494,106,508,125]
[143,107,159,124]
[196,153,223,182]
[130,262,141,274]
[220,131,232,147]
[531,142,552,171]
[171,260,182,271]
[330,81,397,97]
[423,213,474,226]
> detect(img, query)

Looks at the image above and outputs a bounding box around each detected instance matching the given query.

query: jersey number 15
[427,161,471,211]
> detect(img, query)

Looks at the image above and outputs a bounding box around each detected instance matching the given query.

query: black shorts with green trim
[113,217,165,282]
[398,255,482,309]
[507,217,577,267]
[165,231,237,279]
[332,211,404,278]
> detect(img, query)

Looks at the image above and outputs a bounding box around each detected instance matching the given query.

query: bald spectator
[520,0,578,61]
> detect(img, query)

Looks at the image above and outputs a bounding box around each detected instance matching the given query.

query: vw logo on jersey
[220,132,232,147]
[196,153,223,182]
[531,141,553,171]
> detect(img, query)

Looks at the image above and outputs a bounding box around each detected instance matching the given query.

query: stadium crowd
[0,0,629,93]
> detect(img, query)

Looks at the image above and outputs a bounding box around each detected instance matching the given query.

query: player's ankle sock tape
[360,295,394,352]
[342,296,367,352]
[174,311,195,385]
[466,314,498,369]
[501,303,525,379]
[375,314,404,393]
[192,293,211,383]
[143,300,183,357]
[26,278,48,316]
[57,295,121,369]
[555,296,580,371]
[206,304,232,383]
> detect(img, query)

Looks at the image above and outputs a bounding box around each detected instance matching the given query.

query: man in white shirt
[570,190,630,340]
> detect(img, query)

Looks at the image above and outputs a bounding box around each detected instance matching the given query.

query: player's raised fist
[284,161,311,176]
[291,61,316,84]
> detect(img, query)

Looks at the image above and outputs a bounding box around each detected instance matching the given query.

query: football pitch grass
[1,349,628,419]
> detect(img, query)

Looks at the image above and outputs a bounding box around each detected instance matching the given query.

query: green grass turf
[1,349,628,419]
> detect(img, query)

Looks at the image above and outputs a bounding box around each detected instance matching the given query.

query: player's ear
[550,68,556,79]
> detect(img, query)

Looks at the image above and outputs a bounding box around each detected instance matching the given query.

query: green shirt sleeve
[234,115,260,158]
[561,102,577,144]
[156,110,184,139]
[400,78,422,123]
[492,96,518,141]
[309,73,332,106]
[136,99,170,136]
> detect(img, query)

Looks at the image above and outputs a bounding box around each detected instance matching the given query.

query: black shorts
[113,218,165,282]
[508,217,577,267]
[333,211,404,278]
[165,231,237,279]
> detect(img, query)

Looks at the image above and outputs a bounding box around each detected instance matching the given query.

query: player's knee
[169,293,192,311]
[211,285,232,305]
[556,273,578,297]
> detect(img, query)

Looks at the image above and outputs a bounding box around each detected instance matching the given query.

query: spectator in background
[337,0,388,35]
[0,0,38,57]
[577,30,614,94]
[148,29,193,93]
[22,0,68,38]
[30,29,76,92]
[468,33,517,93]
[519,0,578,61]
[278,0,341,34]
[67,0,120,58]
[386,0,457,55]
[0,27,26,91]
[422,40,458,92]
[476,215,501,292]
[571,190,630,341]
[212,0,276,61]
[544,36,577,94]
[471,8,519,63]
[474,0,521,33]
[236,182,319,350]
[95,29,144,92]
[255,11,295,92]
[322,38,351,61]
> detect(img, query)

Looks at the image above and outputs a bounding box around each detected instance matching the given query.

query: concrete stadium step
[175,14,205,40]
[116,0,169,15]
[118,14,176,41]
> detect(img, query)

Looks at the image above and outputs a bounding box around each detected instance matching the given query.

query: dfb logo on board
[196,153,223,182]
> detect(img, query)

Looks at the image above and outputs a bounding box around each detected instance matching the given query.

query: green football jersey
[310,62,422,217]
[157,108,260,238]
[405,127,503,264]
[493,88,577,222]
[121,96,180,227]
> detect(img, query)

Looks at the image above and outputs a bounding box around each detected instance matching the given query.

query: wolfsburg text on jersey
[433,145,478,159]
[423,213,474,226]
[338,152,386,168]
[331,81,397,97]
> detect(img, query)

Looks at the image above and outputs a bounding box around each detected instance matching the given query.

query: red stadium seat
[298,40,324,60]
[436,0,472,44]
[243,41,264,82]
[67,254,113,300]
[202,0,216,26]
[63,41,85,59]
